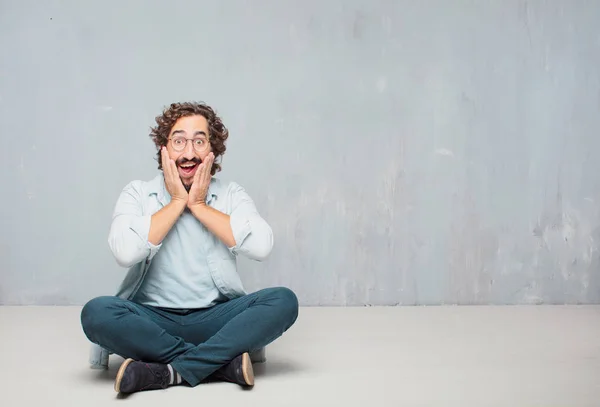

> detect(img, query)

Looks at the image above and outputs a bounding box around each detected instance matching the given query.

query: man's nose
[182,141,196,158]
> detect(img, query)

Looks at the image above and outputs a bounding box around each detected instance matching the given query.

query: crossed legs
[81,287,299,388]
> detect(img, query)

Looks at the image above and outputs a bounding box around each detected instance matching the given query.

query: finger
[161,147,167,172]
[170,159,179,183]
[163,151,170,174]
[163,152,172,183]
[193,161,203,184]
[205,154,214,175]
[206,154,214,179]
[197,161,207,185]
[167,159,174,183]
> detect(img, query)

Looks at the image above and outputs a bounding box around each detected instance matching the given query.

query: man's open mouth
[178,162,199,176]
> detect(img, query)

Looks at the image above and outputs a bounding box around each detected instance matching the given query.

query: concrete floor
[1,305,599,406]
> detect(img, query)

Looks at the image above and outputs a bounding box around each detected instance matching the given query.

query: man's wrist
[188,202,208,213]
[169,198,188,213]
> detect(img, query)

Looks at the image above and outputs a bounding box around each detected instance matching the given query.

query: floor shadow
[116,392,131,400]
[252,359,304,378]
[93,367,119,382]
[81,355,124,382]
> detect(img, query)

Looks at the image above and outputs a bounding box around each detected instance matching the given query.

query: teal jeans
[80,287,298,386]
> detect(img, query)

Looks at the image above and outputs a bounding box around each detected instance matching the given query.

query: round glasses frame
[169,136,210,152]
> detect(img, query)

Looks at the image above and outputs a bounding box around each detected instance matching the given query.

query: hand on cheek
[188,152,215,208]
[161,147,188,203]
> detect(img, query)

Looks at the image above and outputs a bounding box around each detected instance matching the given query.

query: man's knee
[80,296,119,340]
[270,287,299,324]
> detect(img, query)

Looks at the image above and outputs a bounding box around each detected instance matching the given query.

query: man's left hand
[188,152,215,208]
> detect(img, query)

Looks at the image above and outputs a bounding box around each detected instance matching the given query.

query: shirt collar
[148,174,218,206]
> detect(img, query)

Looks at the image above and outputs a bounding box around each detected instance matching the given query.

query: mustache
[176,157,202,166]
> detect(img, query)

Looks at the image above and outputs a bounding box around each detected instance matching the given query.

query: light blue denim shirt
[109,173,273,300]
[131,204,230,309]
[88,173,272,368]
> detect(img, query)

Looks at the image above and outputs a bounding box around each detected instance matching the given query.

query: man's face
[165,114,212,190]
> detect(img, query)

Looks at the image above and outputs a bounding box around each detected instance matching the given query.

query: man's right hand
[147,147,188,246]
[161,147,188,203]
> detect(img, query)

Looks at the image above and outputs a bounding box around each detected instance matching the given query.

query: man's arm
[186,152,235,248]
[150,147,190,245]
[109,150,188,267]
[108,181,160,268]
[189,182,273,261]
[188,203,236,247]
[148,200,187,245]
[226,182,274,260]
[186,154,273,260]
[108,184,186,267]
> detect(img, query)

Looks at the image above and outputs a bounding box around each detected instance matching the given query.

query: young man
[80,102,298,394]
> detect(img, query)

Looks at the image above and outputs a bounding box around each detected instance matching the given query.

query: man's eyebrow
[170,130,208,137]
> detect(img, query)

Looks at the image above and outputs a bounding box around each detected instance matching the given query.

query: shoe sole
[114,358,135,393]
[241,352,254,386]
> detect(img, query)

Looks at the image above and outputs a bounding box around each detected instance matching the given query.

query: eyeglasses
[169,136,210,152]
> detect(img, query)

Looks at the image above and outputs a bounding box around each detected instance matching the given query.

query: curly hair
[149,102,229,175]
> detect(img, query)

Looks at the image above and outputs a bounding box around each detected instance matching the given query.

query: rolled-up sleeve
[228,183,274,261]
[108,181,162,268]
